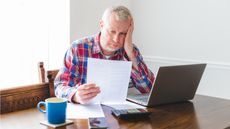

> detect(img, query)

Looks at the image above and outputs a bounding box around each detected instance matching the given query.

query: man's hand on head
[124,18,134,56]
[124,19,138,69]
[73,83,101,104]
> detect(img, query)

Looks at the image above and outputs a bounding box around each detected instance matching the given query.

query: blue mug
[37,97,67,124]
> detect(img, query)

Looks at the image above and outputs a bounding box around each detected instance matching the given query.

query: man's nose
[113,34,119,43]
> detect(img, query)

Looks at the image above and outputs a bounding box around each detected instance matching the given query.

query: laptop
[127,64,206,107]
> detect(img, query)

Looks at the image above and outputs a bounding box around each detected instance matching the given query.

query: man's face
[100,13,130,55]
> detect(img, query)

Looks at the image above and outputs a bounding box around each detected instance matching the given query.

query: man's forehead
[105,15,130,32]
[105,23,128,33]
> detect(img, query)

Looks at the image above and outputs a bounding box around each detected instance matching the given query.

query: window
[0,0,69,89]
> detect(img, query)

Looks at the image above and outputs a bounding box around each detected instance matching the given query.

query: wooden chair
[38,62,59,97]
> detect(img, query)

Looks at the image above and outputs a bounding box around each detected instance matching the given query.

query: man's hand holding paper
[73,83,101,104]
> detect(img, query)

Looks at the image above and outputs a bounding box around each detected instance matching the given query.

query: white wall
[70,0,131,42]
[131,0,230,99]
[69,0,230,99]
[47,1,70,70]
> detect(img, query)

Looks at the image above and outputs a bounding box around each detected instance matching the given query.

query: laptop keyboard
[129,94,149,102]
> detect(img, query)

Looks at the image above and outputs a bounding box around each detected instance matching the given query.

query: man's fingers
[75,83,101,104]
[78,86,100,95]
[80,88,100,97]
[78,83,96,90]
[79,92,99,104]
[82,92,98,100]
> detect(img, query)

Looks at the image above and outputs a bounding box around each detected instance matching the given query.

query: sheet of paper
[66,103,104,119]
[87,58,132,104]
[103,100,146,110]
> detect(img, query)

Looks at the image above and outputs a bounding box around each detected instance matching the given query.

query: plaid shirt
[54,33,155,102]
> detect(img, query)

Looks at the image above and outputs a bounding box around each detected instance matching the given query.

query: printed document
[87,58,132,104]
[67,103,104,119]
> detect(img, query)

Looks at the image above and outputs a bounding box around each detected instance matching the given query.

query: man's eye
[110,31,116,34]
[120,33,126,36]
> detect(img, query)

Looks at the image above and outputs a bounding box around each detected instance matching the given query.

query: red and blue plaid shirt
[54,33,155,102]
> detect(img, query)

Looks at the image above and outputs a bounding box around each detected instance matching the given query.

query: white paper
[66,103,104,119]
[87,58,132,104]
[103,100,146,110]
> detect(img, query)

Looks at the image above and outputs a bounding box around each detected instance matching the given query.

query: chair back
[38,62,59,97]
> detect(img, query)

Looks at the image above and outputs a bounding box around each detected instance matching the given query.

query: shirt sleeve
[128,45,155,93]
[54,46,80,103]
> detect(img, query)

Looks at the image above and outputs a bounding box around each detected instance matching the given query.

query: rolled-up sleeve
[129,45,155,93]
[54,46,80,102]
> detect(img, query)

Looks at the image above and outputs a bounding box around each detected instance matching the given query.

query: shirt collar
[92,32,101,54]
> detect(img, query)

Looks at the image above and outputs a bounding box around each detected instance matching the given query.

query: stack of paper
[66,58,145,119]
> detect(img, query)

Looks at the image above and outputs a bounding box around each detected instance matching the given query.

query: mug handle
[37,101,46,113]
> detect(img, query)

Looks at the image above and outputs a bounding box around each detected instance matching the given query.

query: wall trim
[143,56,230,70]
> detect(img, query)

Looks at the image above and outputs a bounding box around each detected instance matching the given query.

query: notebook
[127,64,206,107]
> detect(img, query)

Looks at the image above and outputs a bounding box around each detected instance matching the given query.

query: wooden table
[1,95,230,129]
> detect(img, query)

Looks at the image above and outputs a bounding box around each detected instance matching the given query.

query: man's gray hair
[102,5,132,21]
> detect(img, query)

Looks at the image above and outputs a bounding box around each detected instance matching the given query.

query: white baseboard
[144,56,230,69]
[143,56,230,100]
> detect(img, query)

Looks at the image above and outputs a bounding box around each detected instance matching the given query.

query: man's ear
[99,20,104,30]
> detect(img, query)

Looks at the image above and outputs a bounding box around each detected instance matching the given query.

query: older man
[54,6,155,104]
